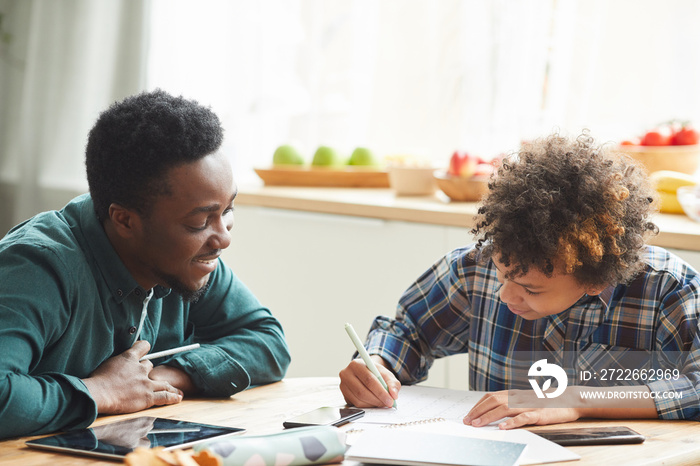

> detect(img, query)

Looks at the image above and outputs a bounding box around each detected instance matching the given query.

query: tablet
[25,416,245,460]
[533,426,645,446]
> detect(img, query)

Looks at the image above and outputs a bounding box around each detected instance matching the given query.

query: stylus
[140,343,200,361]
[344,323,397,408]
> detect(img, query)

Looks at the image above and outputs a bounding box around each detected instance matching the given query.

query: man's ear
[108,203,142,239]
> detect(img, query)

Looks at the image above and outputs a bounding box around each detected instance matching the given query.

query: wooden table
[1,377,699,465]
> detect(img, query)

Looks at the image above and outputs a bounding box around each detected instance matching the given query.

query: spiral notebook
[344,385,580,465]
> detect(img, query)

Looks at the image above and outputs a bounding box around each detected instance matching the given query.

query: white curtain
[2,0,700,232]
[147,0,560,178]
[0,0,149,230]
[146,0,700,183]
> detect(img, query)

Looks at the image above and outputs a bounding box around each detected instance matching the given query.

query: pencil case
[192,425,346,466]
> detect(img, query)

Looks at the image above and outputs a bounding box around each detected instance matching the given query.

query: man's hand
[149,364,198,395]
[82,341,183,414]
[339,356,400,408]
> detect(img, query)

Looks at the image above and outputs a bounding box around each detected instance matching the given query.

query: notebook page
[359,385,486,424]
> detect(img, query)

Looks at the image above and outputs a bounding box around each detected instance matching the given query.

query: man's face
[492,255,589,320]
[131,151,236,301]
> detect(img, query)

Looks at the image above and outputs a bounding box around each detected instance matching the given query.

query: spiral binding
[345,417,446,435]
[381,417,446,428]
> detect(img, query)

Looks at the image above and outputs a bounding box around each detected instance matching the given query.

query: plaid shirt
[366,244,700,421]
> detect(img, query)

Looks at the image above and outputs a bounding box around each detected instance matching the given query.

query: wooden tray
[617,144,700,175]
[254,166,390,188]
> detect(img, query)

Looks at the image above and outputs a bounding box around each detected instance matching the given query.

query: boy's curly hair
[472,131,658,288]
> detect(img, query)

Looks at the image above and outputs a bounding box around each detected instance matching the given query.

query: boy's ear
[585,284,608,297]
[108,203,142,238]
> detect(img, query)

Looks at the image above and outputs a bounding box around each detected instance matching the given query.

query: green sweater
[0,194,291,439]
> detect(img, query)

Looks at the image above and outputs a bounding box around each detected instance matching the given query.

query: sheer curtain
[553,0,700,140]
[146,0,700,183]
[2,0,700,233]
[0,0,149,232]
[147,0,562,179]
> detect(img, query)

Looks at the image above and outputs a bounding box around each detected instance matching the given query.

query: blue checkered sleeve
[365,247,473,383]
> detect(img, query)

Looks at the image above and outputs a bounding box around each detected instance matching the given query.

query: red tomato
[641,130,671,146]
[620,140,636,146]
[671,126,700,145]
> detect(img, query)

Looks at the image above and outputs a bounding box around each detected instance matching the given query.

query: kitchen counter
[237,184,700,252]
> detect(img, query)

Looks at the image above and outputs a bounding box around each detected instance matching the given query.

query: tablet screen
[26,416,244,459]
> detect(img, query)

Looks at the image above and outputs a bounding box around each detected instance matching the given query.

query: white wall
[223,205,472,389]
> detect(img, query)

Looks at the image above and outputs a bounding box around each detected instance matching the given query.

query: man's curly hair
[472,131,658,288]
[86,89,224,222]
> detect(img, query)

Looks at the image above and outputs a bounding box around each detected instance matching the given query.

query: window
[146,0,700,181]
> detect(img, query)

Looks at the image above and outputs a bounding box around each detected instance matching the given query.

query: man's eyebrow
[185,192,237,217]
[492,261,545,290]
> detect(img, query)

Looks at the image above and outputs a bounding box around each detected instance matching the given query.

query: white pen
[139,343,200,361]
[344,323,397,408]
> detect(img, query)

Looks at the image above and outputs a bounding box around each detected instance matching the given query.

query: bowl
[433,170,490,202]
[677,185,700,222]
[387,165,438,196]
[616,144,700,175]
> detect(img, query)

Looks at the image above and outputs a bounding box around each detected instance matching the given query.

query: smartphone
[283,406,365,429]
[532,426,645,446]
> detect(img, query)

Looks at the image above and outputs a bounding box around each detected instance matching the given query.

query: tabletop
[1,377,699,465]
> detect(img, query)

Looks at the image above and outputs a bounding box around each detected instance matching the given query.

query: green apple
[348,147,378,167]
[311,146,342,167]
[273,145,304,165]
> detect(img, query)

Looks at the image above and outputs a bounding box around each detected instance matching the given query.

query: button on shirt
[0,194,291,438]
[365,245,700,421]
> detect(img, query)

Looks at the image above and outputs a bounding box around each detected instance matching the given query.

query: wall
[0,183,85,235]
[223,205,472,389]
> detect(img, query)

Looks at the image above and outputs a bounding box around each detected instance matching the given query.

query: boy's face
[130,151,236,301]
[492,255,590,320]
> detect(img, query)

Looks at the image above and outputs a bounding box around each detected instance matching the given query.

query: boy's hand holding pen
[345,323,398,409]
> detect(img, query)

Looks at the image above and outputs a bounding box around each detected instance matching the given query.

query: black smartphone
[532,426,645,446]
[283,406,365,428]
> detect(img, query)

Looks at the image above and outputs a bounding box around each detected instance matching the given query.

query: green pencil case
[193,425,346,466]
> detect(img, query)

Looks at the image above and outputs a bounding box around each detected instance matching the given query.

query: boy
[339,132,700,429]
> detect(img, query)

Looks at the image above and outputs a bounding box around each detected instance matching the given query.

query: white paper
[359,385,486,424]
[344,385,580,465]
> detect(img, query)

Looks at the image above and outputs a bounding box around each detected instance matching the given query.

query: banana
[649,170,698,214]
[649,170,698,193]
[656,190,685,214]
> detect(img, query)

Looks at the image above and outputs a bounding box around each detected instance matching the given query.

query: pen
[344,323,397,408]
[139,343,200,361]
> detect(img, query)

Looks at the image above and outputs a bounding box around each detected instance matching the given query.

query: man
[339,132,700,428]
[0,90,291,439]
